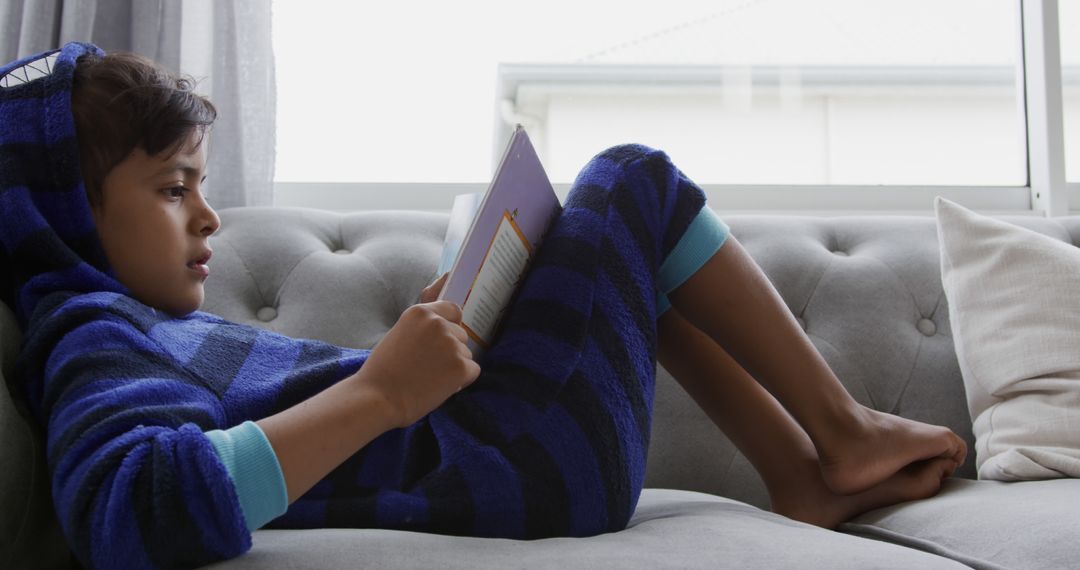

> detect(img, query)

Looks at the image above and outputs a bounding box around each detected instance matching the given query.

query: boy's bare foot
[772,456,957,529]
[816,407,967,496]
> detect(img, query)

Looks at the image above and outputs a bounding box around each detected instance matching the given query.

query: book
[437,126,562,359]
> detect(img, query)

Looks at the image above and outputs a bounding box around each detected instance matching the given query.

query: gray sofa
[4,206,1080,569]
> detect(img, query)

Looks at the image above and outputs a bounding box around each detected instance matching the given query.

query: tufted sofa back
[198,207,1080,509]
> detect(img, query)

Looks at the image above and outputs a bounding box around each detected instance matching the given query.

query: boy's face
[90,133,220,316]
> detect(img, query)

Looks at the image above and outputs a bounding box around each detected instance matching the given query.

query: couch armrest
[0,302,16,384]
[0,302,75,568]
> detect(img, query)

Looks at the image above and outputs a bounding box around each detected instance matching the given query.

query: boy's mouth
[187,250,212,278]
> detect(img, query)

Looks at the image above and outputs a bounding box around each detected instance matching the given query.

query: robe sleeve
[38,312,251,569]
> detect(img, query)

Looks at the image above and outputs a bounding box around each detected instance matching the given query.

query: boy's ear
[86,179,110,219]
[87,195,104,223]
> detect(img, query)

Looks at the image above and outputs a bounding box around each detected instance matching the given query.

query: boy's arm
[205,297,478,531]
[204,379,397,531]
[36,315,253,569]
[256,299,479,503]
[254,371,397,503]
[33,300,475,568]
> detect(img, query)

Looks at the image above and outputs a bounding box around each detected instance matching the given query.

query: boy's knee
[575,143,674,186]
[567,143,689,213]
[594,143,659,166]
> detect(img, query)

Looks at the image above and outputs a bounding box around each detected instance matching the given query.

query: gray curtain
[0,0,276,208]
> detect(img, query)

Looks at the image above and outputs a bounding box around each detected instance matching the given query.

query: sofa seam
[929,289,945,320]
[216,236,271,309]
[797,254,833,318]
[866,254,922,316]
[273,249,321,309]
[807,331,879,410]
[841,523,1008,570]
[5,408,38,569]
[929,290,953,339]
[349,250,398,321]
[717,449,740,497]
[890,333,923,415]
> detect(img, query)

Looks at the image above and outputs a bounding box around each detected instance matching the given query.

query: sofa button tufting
[334,248,350,255]
[917,318,936,336]
[832,250,848,256]
[256,307,278,322]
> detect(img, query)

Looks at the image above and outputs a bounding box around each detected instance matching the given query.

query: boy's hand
[418,272,449,304]
[353,300,480,428]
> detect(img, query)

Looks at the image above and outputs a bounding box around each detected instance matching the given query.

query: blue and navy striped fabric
[0,43,120,329]
[4,42,708,569]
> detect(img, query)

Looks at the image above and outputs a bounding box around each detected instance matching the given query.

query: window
[272,1,1066,212]
[272,1,748,183]
[503,0,1023,186]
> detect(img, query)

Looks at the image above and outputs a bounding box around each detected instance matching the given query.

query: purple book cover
[438,126,562,356]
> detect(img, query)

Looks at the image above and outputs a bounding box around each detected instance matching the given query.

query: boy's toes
[952,435,968,465]
[902,458,950,501]
[938,433,967,469]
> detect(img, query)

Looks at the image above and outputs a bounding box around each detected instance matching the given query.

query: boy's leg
[667,236,966,495]
[373,145,716,539]
[657,308,956,527]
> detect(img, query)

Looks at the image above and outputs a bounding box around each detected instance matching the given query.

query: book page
[461,211,532,347]
[437,193,483,276]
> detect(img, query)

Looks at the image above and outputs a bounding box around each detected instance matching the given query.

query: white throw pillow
[935,197,1080,480]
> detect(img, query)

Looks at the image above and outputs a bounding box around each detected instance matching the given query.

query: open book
[436,126,562,359]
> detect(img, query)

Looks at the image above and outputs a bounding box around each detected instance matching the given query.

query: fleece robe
[0,42,728,569]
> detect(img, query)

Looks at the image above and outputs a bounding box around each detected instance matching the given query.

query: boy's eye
[163,186,187,200]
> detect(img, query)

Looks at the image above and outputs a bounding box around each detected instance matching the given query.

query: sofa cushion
[936,197,1080,479]
[844,478,1080,570]
[206,489,969,569]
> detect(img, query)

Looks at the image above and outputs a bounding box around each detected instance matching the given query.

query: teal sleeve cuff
[656,293,672,317]
[656,206,730,315]
[205,421,288,531]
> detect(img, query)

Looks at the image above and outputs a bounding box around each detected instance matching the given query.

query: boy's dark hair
[71,52,217,206]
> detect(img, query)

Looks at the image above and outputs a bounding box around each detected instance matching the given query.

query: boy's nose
[193,200,221,237]
[201,208,221,237]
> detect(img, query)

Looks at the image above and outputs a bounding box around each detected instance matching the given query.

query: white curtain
[0,0,276,208]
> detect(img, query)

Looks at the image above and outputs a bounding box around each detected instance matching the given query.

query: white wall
[525,86,1072,186]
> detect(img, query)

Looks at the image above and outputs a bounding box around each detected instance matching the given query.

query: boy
[1,43,964,569]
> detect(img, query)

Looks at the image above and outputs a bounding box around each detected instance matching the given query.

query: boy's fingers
[449,322,468,344]
[427,300,463,323]
[426,272,448,292]
[465,360,481,382]
[419,273,450,303]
